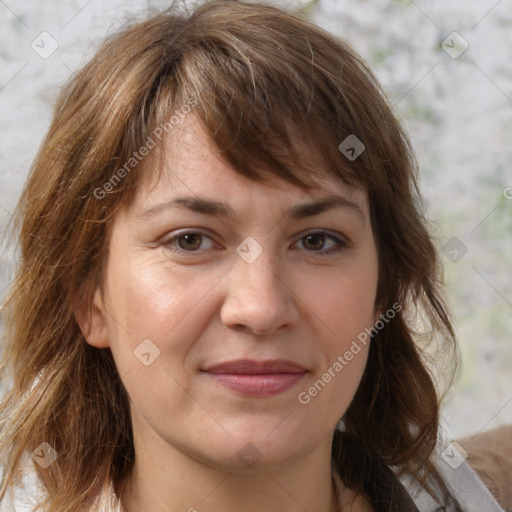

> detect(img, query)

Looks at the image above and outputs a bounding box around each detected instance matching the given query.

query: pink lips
[202,359,307,397]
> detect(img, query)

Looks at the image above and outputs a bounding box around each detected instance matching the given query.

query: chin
[198,432,308,473]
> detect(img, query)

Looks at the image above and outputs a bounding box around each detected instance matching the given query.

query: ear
[73,286,110,348]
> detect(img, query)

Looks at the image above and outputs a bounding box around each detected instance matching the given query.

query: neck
[116,441,340,512]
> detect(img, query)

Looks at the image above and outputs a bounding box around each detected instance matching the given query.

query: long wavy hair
[0,1,460,510]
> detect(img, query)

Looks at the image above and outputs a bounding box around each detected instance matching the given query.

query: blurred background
[0,0,511,441]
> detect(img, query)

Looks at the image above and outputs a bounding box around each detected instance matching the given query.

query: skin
[75,114,379,512]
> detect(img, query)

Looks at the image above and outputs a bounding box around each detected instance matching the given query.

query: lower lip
[204,372,306,397]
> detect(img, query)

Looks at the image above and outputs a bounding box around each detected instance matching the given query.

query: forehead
[131,113,368,216]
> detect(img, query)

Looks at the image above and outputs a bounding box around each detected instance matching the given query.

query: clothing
[1,448,507,511]
[396,455,506,512]
[330,455,506,512]
[98,461,512,512]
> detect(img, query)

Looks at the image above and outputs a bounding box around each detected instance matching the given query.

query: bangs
[116,4,377,204]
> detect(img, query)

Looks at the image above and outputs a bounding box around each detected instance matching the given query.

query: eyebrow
[137,194,365,225]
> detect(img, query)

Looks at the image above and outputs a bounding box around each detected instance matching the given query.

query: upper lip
[202,359,307,374]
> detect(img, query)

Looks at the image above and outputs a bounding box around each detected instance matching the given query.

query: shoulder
[456,423,512,511]
[397,425,511,512]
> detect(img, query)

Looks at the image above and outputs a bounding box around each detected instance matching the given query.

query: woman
[0,1,509,511]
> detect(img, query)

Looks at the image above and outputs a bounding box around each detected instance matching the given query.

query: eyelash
[160,230,347,257]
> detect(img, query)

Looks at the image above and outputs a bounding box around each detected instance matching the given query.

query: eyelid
[160,228,349,256]
[292,230,348,256]
[160,229,219,252]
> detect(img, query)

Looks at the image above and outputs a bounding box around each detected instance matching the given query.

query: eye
[294,231,347,256]
[161,231,218,253]
[160,230,347,257]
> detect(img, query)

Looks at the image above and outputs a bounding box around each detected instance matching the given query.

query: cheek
[305,264,378,344]
[102,255,222,421]
[296,254,377,405]
[103,252,221,356]
[311,279,372,385]
[297,278,372,423]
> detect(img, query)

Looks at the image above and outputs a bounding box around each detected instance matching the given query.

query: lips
[202,359,307,374]
[201,359,307,397]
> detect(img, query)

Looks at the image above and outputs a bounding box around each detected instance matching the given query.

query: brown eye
[177,233,203,251]
[302,233,327,251]
[162,231,217,254]
[295,231,347,256]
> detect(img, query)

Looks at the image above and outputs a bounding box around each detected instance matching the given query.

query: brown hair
[0,1,460,510]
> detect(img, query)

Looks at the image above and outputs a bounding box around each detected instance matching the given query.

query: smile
[201,358,308,397]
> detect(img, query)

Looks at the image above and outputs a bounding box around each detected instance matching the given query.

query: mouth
[201,359,308,397]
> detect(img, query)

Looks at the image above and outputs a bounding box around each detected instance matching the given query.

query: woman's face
[79,114,380,473]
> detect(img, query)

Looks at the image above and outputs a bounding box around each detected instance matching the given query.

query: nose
[220,246,300,336]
